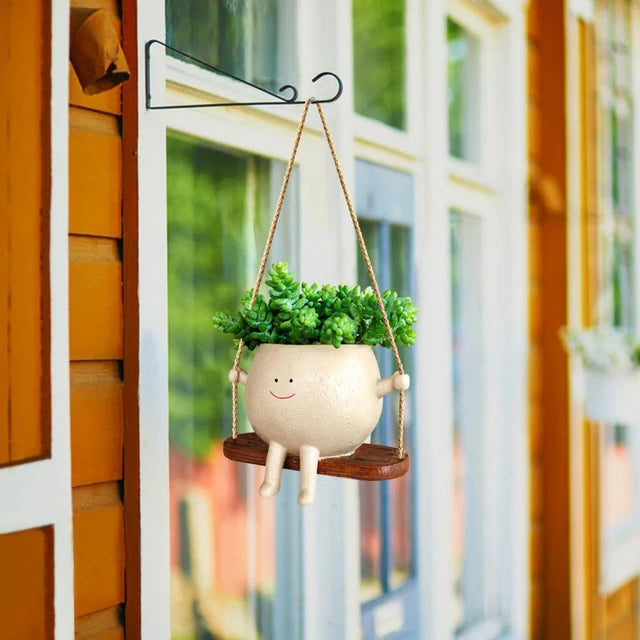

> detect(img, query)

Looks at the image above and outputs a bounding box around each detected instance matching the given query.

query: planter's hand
[376,371,411,398]
[228,368,248,385]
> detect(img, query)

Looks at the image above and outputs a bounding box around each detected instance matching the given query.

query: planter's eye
[274,378,278,383]
[289,378,293,383]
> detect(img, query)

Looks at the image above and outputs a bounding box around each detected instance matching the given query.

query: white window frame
[445,0,529,638]
[0,1,75,637]
[136,1,528,638]
[139,4,365,639]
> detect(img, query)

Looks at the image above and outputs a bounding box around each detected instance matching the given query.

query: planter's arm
[376,371,410,398]
[228,368,248,385]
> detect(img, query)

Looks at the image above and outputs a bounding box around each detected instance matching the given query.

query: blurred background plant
[562,326,640,371]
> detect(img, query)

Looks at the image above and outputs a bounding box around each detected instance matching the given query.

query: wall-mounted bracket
[145,39,343,110]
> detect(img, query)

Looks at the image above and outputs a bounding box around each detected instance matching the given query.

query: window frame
[445,1,529,638]
[136,0,529,638]
[594,0,640,596]
[354,160,418,636]
[139,4,367,639]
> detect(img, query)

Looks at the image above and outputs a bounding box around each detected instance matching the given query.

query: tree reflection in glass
[167,133,296,640]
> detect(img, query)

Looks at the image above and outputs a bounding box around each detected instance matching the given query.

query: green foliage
[213,262,418,350]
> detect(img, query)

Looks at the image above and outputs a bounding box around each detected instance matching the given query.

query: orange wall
[0,3,54,637]
[0,0,50,465]
[0,527,54,640]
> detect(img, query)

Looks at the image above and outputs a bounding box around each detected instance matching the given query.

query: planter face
[245,344,383,457]
[584,367,640,424]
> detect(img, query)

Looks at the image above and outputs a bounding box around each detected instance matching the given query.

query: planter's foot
[259,480,280,498]
[259,440,286,498]
[298,444,320,506]
[298,488,314,506]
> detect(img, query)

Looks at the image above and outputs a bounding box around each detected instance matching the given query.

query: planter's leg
[298,445,320,506]
[259,441,287,498]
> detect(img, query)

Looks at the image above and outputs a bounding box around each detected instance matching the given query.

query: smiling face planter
[231,343,410,505]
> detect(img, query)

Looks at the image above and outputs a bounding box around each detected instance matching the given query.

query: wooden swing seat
[223,433,410,481]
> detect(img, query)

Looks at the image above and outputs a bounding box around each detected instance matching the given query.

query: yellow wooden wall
[0,527,54,640]
[68,1,127,637]
[0,1,55,637]
[0,0,50,465]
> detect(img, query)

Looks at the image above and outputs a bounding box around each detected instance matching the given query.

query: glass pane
[357,219,384,602]
[597,0,635,326]
[352,0,406,129]
[450,211,485,631]
[357,166,416,603]
[602,425,640,540]
[167,133,296,640]
[166,0,297,92]
[447,19,480,162]
[360,482,384,602]
[389,225,413,589]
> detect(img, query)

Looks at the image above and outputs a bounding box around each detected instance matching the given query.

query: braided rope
[231,100,407,459]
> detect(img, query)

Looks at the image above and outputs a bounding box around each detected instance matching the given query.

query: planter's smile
[269,391,296,400]
[270,376,295,399]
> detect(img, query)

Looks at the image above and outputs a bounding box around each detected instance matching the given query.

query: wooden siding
[69,1,128,637]
[527,0,570,637]
[0,527,54,639]
[0,0,50,464]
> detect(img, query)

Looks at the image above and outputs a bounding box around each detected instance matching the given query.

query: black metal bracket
[145,39,343,110]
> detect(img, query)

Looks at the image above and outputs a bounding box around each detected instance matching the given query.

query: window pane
[360,482,384,602]
[357,219,384,602]
[356,165,416,604]
[167,133,296,639]
[450,211,485,630]
[357,219,381,294]
[352,0,406,129]
[602,425,640,540]
[447,19,480,161]
[597,1,640,585]
[597,0,635,326]
[389,225,413,590]
[166,0,297,91]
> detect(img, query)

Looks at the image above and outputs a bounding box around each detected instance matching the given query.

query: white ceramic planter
[230,343,410,504]
[582,366,640,424]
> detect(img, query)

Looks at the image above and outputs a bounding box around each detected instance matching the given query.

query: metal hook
[310,72,343,104]
[145,39,343,110]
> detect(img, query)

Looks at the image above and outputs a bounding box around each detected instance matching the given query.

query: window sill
[456,617,504,640]
[354,114,420,160]
[448,156,499,195]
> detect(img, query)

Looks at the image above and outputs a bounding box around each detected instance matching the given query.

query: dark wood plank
[224,433,410,481]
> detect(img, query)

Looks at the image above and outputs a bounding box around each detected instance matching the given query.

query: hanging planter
[563,326,640,424]
[213,101,417,505]
[582,366,640,424]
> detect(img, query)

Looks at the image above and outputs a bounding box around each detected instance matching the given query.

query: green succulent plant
[213,262,418,350]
